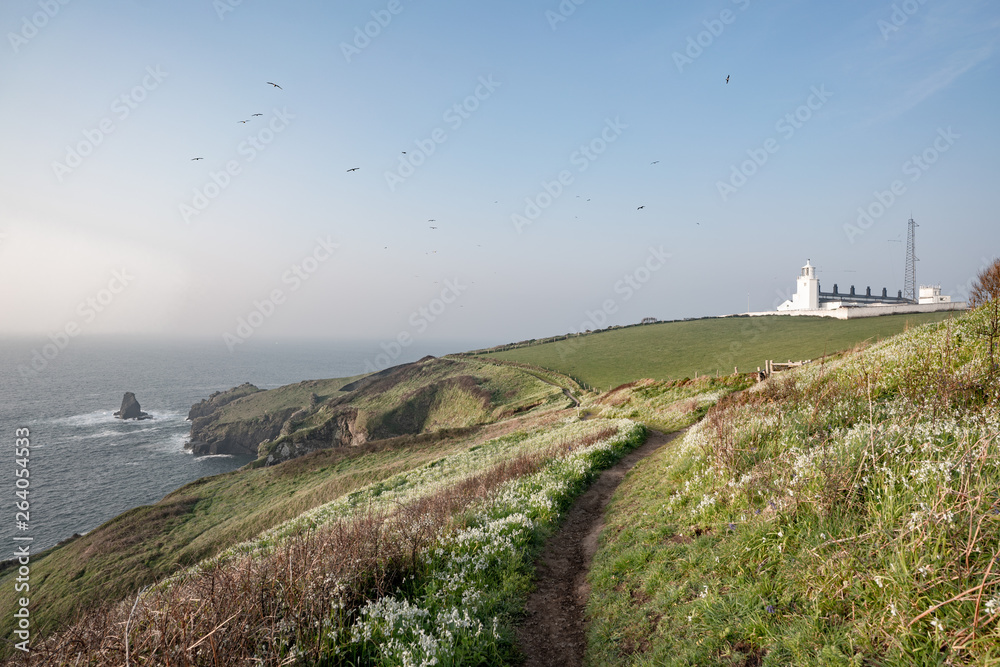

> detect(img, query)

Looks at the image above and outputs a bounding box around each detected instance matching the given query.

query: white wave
[42,410,115,427]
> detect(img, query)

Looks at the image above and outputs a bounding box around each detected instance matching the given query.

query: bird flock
[187,74,735,265]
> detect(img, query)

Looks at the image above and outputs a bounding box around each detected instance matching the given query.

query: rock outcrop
[114,392,150,420]
[186,383,261,421]
[261,407,364,466]
[185,384,284,457]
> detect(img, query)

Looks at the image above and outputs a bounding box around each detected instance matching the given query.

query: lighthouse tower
[778,260,819,311]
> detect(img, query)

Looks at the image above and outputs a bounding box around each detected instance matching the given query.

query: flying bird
[637,206,645,210]
[429,226,438,229]
[726,75,730,84]
[346,167,360,172]
[651,160,660,165]
[252,113,263,117]
[428,219,436,222]
[238,120,250,123]
[266,82,282,89]
[191,157,204,161]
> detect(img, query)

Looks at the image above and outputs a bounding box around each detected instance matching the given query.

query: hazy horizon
[2,0,998,348]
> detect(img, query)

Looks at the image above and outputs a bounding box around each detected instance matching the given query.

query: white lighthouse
[764,258,966,319]
[778,260,819,311]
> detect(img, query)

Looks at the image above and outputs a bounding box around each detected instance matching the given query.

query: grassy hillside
[586,309,1000,665]
[0,356,568,650]
[476,312,959,390]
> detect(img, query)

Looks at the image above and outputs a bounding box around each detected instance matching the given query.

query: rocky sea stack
[113,392,151,420]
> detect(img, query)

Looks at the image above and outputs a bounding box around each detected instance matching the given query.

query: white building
[764,261,966,320]
[918,285,951,304]
[777,260,819,311]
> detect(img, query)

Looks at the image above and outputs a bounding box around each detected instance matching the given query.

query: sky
[1,0,998,351]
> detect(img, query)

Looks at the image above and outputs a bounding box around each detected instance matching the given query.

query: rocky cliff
[114,392,150,420]
[185,384,286,457]
[187,383,261,420]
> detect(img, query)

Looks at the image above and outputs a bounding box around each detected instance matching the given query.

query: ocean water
[0,336,481,554]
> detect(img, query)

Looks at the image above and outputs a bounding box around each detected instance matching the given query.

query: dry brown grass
[17,427,617,666]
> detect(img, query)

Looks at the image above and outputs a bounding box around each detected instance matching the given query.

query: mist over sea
[0,336,484,554]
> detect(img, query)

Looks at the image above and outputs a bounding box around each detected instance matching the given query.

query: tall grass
[587,310,1000,665]
[18,419,645,665]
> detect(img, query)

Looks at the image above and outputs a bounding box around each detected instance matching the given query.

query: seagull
[191,157,204,161]
[252,113,263,117]
[429,226,438,229]
[726,75,730,84]
[346,167,360,172]
[266,82,282,89]
[238,120,250,123]
[428,219,436,222]
[637,206,645,210]
[651,160,660,165]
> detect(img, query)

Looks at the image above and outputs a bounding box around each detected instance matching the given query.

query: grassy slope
[207,376,361,425]
[479,312,958,391]
[0,430,480,643]
[0,358,566,646]
[258,357,566,459]
[586,311,1000,665]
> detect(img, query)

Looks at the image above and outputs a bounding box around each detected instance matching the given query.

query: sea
[0,336,486,555]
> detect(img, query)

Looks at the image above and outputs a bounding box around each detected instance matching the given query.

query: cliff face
[186,356,566,465]
[261,408,363,465]
[185,383,283,457]
[187,410,296,457]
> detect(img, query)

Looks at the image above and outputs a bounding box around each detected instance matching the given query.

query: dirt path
[516,428,682,666]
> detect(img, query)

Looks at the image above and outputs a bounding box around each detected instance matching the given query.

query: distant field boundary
[470,312,961,391]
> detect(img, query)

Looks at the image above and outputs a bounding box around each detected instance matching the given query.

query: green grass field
[585,311,1000,665]
[477,313,960,390]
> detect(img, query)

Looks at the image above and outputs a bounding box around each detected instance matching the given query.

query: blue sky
[1,0,997,350]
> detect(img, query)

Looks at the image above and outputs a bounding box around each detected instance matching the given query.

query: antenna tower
[903,217,918,302]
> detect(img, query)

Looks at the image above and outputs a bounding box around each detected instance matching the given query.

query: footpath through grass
[24,417,646,664]
[586,310,1000,666]
[478,312,958,391]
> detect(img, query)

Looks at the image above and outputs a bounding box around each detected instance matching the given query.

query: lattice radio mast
[903,217,919,302]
